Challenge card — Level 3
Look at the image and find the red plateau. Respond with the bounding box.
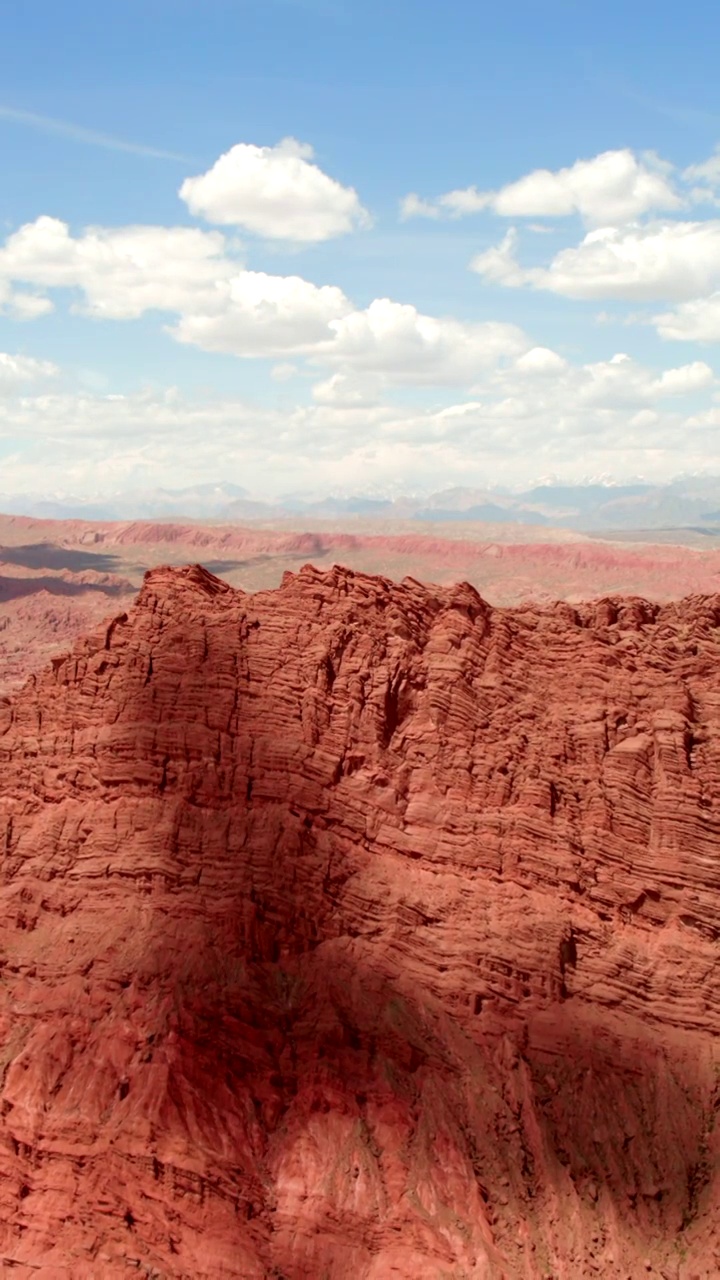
[0,563,718,1278]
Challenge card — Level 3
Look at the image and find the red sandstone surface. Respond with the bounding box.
[0,562,718,1277]
[0,554,136,699]
[3,511,720,699]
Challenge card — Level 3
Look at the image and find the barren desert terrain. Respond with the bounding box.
[3,511,720,697]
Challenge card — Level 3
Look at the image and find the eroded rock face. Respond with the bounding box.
[0,562,718,1278]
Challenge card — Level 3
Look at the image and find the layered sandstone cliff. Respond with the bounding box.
[0,562,718,1278]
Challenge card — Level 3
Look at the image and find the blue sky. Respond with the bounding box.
[0,0,719,497]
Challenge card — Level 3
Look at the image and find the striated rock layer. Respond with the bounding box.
[0,562,718,1278]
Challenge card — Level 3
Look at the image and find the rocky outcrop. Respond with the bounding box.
[0,562,718,1278]
[0,577,135,699]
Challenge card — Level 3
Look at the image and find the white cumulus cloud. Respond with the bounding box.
[654,294,720,342]
[317,298,529,384]
[179,137,371,242]
[0,343,714,500]
[171,270,354,356]
[0,351,58,388]
[515,346,568,374]
[0,216,531,381]
[683,150,720,200]
[485,349,713,421]
[0,216,237,319]
[399,192,442,221]
[402,149,682,228]
[178,291,529,382]
[311,371,382,406]
[471,220,720,301]
[0,216,355,358]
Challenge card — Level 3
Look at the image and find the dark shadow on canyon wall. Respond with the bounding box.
[121,813,713,1279]
[0,574,131,602]
[0,541,123,574]
[80,567,718,1275]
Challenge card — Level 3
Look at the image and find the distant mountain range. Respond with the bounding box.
[4,477,720,532]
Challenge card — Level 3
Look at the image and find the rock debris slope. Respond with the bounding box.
[0,562,718,1279]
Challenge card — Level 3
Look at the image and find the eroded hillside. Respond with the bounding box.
[0,563,717,1277]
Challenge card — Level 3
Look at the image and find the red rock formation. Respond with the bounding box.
[0,570,135,699]
[0,562,718,1278]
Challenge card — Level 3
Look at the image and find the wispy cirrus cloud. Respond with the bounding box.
[0,105,191,163]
